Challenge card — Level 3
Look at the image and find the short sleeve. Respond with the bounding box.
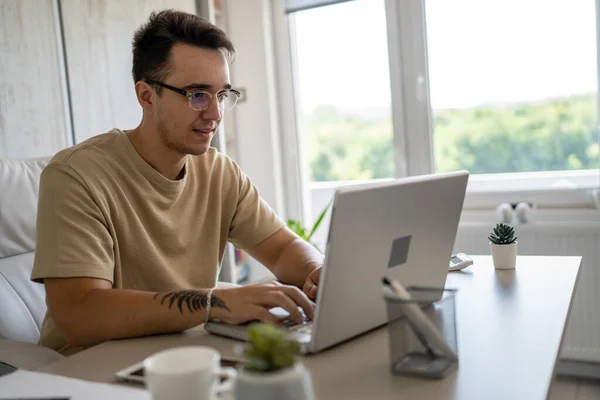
[227,166,284,250]
[31,162,115,284]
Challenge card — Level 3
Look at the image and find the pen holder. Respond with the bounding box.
[384,287,458,379]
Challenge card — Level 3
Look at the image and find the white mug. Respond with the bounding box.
[143,346,236,400]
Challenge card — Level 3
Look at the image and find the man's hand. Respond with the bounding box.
[302,265,322,300]
[248,227,324,296]
[210,281,315,325]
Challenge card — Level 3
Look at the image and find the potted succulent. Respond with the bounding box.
[488,222,518,270]
[233,323,314,400]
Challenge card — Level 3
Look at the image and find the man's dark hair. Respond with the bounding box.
[132,9,235,91]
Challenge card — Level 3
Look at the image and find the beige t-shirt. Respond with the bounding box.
[31,129,284,355]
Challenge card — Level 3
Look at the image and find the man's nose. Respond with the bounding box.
[202,97,222,121]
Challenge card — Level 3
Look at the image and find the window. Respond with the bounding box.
[426,0,598,175]
[291,0,395,182]
[278,0,600,222]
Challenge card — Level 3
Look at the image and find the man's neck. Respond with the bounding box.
[127,124,187,181]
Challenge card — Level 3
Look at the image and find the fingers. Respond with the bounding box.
[278,285,315,320]
[231,282,316,324]
[258,291,304,323]
[303,268,320,301]
[252,306,281,324]
[310,269,321,286]
[303,279,317,300]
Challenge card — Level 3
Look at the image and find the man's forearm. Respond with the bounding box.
[56,288,229,347]
[272,238,324,287]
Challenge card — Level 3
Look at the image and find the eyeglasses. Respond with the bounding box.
[145,79,240,111]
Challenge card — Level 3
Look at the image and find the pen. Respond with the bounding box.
[382,286,437,359]
[382,277,456,359]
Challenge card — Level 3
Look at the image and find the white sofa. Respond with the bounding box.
[0,158,64,375]
[0,156,242,377]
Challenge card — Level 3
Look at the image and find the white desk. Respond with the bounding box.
[41,256,581,400]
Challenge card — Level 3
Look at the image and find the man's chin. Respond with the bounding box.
[187,135,213,156]
[186,146,210,156]
[165,136,212,156]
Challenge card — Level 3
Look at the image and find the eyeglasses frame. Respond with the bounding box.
[144,79,241,111]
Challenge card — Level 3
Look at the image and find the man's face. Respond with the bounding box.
[152,43,230,156]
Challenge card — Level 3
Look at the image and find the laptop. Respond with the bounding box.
[205,170,469,354]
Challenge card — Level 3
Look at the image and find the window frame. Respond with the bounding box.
[272,0,600,224]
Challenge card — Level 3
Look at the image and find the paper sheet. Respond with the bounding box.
[0,370,150,400]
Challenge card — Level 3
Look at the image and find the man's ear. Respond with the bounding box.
[135,81,155,111]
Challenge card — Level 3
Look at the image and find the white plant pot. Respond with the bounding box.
[233,363,314,400]
[490,241,518,270]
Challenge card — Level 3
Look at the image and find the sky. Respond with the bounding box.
[293,0,598,112]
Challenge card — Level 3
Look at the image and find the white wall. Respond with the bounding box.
[226,0,285,281]
[60,0,196,143]
[0,0,72,158]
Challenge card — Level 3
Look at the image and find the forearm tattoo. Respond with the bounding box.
[154,290,230,314]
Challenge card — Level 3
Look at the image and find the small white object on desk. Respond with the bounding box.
[143,346,236,400]
[0,370,150,399]
[448,253,473,271]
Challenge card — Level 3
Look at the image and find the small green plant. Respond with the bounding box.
[488,222,518,245]
[286,202,331,248]
[242,323,299,373]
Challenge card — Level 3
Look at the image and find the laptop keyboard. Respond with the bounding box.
[205,308,314,344]
[289,323,313,334]
[233,307,313,333]
[283,309,313,334]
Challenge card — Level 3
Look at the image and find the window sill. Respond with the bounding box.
[464,170,599,210]
[308,169,600,212]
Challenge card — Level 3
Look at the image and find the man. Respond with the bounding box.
[31,9,323,356]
